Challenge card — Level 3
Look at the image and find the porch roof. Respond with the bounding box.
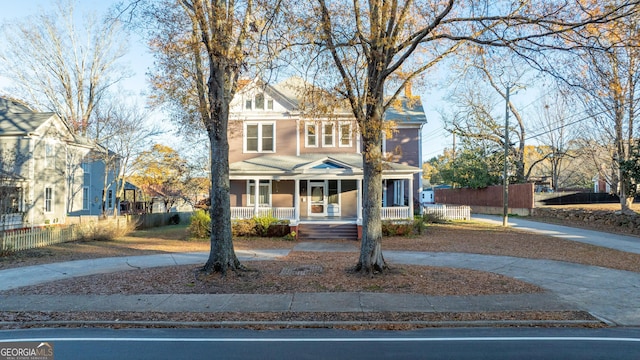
[229,153,420,178]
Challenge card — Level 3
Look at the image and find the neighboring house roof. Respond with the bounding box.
[384,96,427,125]
[0,98,57,135]
[230,153,420,176]
[0,97,101,151]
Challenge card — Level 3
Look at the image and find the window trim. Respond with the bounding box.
[244,122,276,153]
[247,180,272,207]
[305,122,318,148]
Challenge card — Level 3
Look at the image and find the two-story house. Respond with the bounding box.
[0,97,118,230]
[227,78,426,240]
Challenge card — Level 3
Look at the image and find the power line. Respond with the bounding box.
[524,108,609,141]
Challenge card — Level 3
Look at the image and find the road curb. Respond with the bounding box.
[0,319,606,329]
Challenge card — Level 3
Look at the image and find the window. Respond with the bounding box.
[45,142,55,168]
[267,99,274,110]
[328,180,339,205]
[82,187,89,210]
[393,181,405,206]
[108,190,113,209]
[305,123,317,147]
[339,122,352,147]
[255,93,265,110]
[0,186,21,213]
[245,123,275,152]
[248,180,271,206]
[245,98,252,110]
[323,123,335,147]
[45,187,53,213]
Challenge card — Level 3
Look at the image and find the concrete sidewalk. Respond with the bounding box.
[1,219,639,326]
[473,214,640,254]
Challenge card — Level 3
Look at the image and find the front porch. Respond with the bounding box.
[230,205,413,224]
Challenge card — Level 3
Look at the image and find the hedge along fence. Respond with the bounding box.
[128,212,192,229]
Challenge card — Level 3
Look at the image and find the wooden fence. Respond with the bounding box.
[435,183,535,216]
[423,204,471,220]
[1,225,80,252]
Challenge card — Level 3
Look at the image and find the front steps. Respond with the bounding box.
[297,223,358,241]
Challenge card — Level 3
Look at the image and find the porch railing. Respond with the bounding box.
[0,213,23,231]
[231,207,296,220]
[423,204,471,220]
[381,206,410,220]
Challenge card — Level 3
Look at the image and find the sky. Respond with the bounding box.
[0,1,542,161]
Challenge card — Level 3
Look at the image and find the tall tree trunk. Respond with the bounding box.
[356,98,387,273]
[202,65,241,274]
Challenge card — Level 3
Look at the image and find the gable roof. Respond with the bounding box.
[230,153,420,177]
[0,97,58,135]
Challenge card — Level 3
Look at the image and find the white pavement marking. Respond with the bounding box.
[2,337,640,343]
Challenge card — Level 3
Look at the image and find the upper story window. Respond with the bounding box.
[339,122,352,147]
[245,122,275,153]
[323,123,335,147]
[305,123,318,147]
[44,141,55,168]
[255,93,264,110]
[244,92,271,111]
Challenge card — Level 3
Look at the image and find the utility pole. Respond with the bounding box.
[503,86,510,227]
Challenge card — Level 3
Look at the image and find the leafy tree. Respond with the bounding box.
[433,141,502,189]
[130,144,187,212]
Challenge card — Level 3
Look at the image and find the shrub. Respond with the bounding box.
[76,218,136,241]
[189,210,211,238]
[232,219,258,237]
[382,218,425,237]
[253,212,279,236]
[168,213,181,225]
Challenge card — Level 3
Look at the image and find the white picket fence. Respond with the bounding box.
[423,204,471,220]
[1,225,81,252]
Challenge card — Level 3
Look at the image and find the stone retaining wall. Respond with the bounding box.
[533,208,640,236]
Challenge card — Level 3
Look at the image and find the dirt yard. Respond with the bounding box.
[1,218,637,328]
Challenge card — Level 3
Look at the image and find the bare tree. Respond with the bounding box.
[92,94,162,216]
[303,0,638,273]
[0,0,130,136]
[128,0,284,273]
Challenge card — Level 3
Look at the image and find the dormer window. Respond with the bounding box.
[244,93,271,111]
[255,93,264,110]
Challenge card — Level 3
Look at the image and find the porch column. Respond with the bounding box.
[294,179,300,223]
[253,178,260,216]
[408,176,414,218]
[357,178,362,222]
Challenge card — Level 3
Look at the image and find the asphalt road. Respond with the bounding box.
[2,327,640,360]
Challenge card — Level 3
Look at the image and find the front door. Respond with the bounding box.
[309,181,326,216]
